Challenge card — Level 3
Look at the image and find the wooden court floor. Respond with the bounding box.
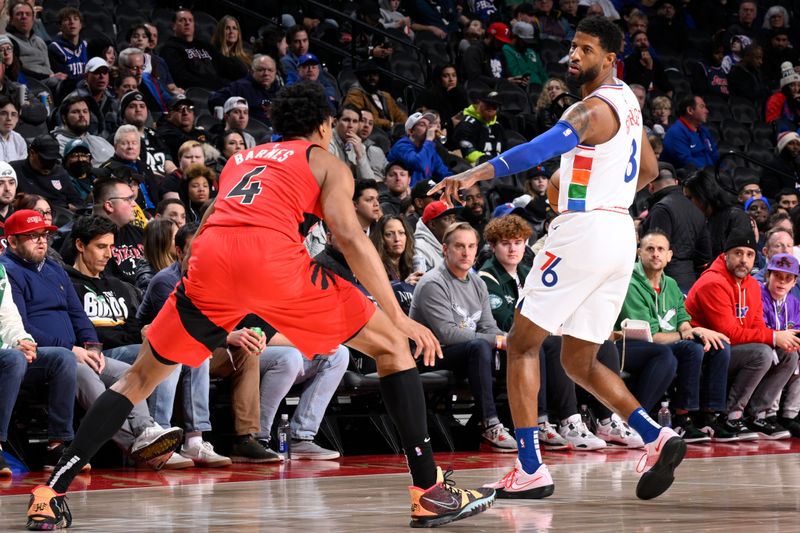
[2,442,800,532]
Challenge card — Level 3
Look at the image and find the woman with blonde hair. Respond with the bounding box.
[536,77,569,133]
[212,16,250,80]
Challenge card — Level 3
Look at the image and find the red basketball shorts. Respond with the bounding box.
[147,226,375,366]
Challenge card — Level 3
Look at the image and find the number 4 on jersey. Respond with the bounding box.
[225,165,266,204]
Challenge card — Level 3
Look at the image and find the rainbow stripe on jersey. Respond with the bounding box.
[566,149,594,212]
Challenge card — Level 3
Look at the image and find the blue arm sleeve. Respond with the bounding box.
[488,120,580,178]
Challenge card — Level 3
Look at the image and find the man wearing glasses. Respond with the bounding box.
[12,134,82,212]
[155,97,208,161]
[0,209,183,472]
[59,176,145,287]
[208,54,282,126]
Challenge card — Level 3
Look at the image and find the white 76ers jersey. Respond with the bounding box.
[557,79,643,214]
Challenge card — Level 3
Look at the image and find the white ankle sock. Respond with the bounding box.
[186,435,202,449]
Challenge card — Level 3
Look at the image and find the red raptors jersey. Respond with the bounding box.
[206,140,323,244]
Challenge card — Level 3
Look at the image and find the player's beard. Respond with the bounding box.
[566,63,601,94]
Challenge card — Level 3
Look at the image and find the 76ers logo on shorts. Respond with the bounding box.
[540,252,561,287]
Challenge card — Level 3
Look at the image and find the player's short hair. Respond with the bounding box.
[353,178,379,201]
[272,82,333,139]
[575,16,623,55]
[442,221,479,246]
[640,228,671,248]
[483,214,532,244]
[71,215,118,248]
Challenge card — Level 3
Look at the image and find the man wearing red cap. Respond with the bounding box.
[413,200,462,272]
[461,22,528,87]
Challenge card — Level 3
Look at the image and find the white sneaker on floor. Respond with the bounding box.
[290,439,341,460]
[538,421,569,450]
[595,414,645,448]
[558,414,607,450]
[162,452,194,470]
[481,424,518,453]
[130,425,184,468]
[179,441,232,467]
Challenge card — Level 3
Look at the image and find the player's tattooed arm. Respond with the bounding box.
[561,101,592,140]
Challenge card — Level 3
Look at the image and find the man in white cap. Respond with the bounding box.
[212,97,255,148]
[503,21,547,86]
[764,131,800,200]
[0,161,18,222]
[386,111,452,186]
[66,57,119,139]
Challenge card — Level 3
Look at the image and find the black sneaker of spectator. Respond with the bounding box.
[695,413,737,442]
[778,416,800,438]
[230,435,283,463]
[672,414,711,444]
[719,415,759,441]
[747,416,791,440]
[43,444,91,473]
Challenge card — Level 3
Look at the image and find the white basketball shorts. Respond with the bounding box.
[518,209,636,344]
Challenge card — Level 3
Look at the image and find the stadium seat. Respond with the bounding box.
[337,69,358,95]
[706,98,731,122]
[196,114,217,131]
[731,101,758,125]
[245,118,272,144]
[186,87,212,114]
[539,40,567,66]
[390,57,426,85]
[721,120,751,150]
[193,11,219,42]
[752,122,775,145]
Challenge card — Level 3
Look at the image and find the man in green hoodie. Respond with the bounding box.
[617,230,734,442]
[452,91,508,166]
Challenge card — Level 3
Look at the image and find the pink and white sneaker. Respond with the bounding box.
[483,459,555,499]
[635,427,686,500]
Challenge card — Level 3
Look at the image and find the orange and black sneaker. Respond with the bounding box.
[409,467,495,528]
[26,485,72,531]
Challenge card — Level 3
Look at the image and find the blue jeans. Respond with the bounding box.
[618,339,730,412]
[105,344,212,432]
[617,339,678,411]
[258,345,349,441]
[422,339,499,427]
[0,347,76,442]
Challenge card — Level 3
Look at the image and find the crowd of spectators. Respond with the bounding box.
[3,0,800,476]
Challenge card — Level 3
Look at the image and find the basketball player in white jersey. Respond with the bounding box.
[430,16,685,501]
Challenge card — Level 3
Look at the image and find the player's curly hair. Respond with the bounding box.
[484,214,532,244]
[272,82,333,139]
[575,15,623,55]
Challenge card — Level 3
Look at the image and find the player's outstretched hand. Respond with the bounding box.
[427,172,478,208]
[398,316,442,367]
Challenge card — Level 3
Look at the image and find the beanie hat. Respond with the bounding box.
[724,228,757,252]
[780,61,800,89]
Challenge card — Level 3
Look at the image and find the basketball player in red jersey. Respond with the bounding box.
[26,83,495,530]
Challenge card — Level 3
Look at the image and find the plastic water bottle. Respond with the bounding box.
[658,401,671,428]
[277,414,291,459]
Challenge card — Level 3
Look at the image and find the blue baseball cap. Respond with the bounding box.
[297,53,320,66]
[492,203,526,219]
